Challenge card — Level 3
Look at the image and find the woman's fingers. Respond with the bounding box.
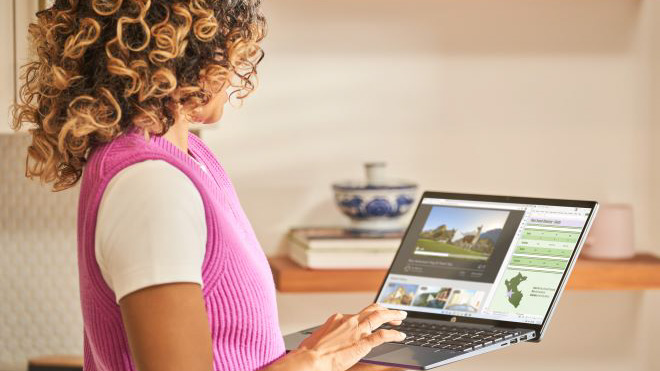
[359,303,384,313]
[359,309,407,333]
[294,308,409,371]
[363,329,407,348]
[358,303,406,328]
[327,313,344,323]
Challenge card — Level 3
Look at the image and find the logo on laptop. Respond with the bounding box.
[450,317,457,323]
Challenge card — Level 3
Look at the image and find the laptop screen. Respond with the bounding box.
[377,196,593,325]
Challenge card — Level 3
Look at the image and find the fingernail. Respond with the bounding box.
[398,332,407,340]
[398,311,407,318]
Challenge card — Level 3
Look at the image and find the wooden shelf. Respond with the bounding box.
[28,355,83,371]
[269,254,660,292]
[270,257,388,292]
[564,253,660,290]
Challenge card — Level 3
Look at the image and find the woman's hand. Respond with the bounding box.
[267,303,407,371]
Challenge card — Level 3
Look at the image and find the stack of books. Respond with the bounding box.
[286,227,403,269]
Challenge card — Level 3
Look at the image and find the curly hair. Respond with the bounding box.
[11,0,266,191]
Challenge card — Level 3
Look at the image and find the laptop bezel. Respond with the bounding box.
[373,191,598,340]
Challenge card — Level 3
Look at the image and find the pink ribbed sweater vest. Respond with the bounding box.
[76,129,285,371]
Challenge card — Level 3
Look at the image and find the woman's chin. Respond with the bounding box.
[207,116,224,126]
[205,108,225,125]
[196,113,224,127]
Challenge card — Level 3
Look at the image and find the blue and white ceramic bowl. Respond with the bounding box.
[332,180,418,232]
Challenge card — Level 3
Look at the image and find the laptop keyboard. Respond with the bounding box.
[379,321,523,352]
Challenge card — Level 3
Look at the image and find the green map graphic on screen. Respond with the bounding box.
[504,272,527,308]
[489,269,563,316]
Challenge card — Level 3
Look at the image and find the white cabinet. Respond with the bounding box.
[0,0,15,134]
[1,0,41,134]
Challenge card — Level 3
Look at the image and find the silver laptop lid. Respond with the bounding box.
[375,191,598,340]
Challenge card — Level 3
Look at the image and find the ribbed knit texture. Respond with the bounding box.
[76,129,285,371]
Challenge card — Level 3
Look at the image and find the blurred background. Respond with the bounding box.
[1,0,659,370]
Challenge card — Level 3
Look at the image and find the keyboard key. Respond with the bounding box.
[383,321,524,351]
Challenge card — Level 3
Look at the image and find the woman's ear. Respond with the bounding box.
[185,105,205,125]
[168,89,199,124]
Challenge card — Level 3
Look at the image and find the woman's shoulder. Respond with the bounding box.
[86,130,152,175]
[99,159,205,222]
[108,160,195,189]
[87,130,189,183]
[96,158,207,303]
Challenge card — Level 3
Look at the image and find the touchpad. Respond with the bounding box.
[364,343,405,358]
[365,345,452,365]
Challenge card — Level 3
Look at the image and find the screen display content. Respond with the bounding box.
[378,197,592,325]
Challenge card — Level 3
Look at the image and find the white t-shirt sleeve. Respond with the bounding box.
[95,160,207,304]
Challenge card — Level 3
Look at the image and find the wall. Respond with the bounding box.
[208,1,659,369]
[208,0,656,256]
[1,0,658,370]
[651,0,660,261]
[0,135,82,371]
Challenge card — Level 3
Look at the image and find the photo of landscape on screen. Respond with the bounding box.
[412,286,452,309]
[411,285,486,313]
[379,283,419,306]
[415,206,510,261]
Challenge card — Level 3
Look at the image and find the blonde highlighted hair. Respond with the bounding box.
[12,0,265,191]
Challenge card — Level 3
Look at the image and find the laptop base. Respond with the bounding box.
[284,320,535,370]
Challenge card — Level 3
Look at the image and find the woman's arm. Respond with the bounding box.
[120,283,213,371]
[120,284,405,371]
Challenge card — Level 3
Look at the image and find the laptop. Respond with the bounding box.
[284,191,598,369]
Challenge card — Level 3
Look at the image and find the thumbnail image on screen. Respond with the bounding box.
[412,286,452,309]
[445,289,485,313]
[410,286,485,313]
[379,283,419,306]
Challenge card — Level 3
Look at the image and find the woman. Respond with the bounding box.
[12,1,407,371]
